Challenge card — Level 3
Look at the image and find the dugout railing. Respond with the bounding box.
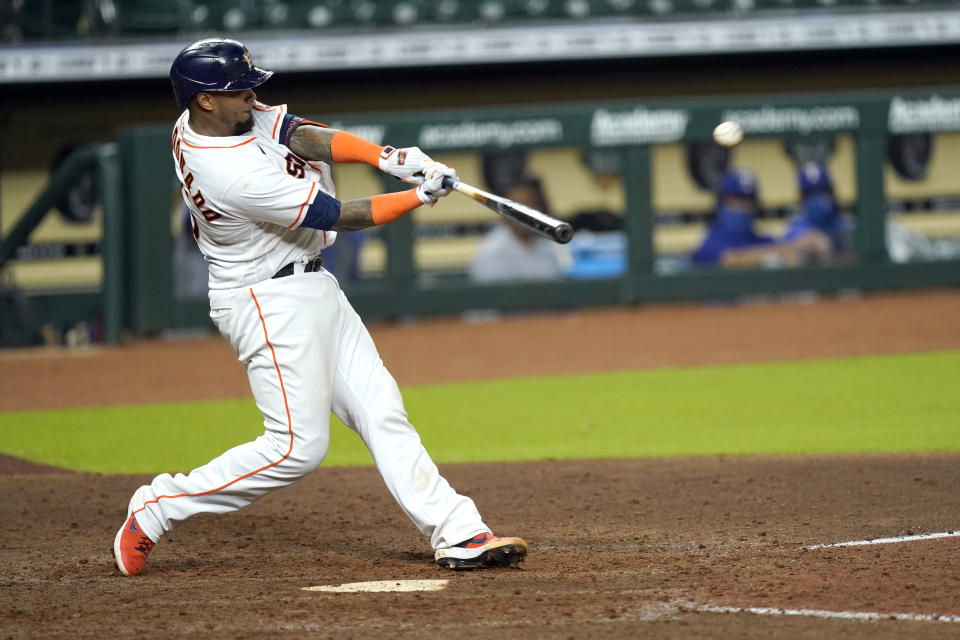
[0,144,126,345]
[4,87,960,342]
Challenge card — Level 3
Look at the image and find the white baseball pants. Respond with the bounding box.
[128,268,489,551]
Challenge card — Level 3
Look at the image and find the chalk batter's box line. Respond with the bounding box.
[688,602,960,624]
[806,530,960,550]
[690,529,960,626]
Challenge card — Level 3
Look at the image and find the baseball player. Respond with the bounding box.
[692,168,831,268]
[113,38,527,575]
[782,161,853,255]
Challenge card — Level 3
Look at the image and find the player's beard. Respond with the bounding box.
[233,116,254,136]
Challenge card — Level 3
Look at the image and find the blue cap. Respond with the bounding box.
[798,161,833,196]
[717,169,758,199]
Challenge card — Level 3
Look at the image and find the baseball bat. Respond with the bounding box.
[441,177,574,245]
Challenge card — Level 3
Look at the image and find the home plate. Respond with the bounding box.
[303,579,449,593]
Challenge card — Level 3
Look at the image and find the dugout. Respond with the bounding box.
[4,86,960,345]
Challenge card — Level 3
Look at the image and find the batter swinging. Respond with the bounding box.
[113,38,527,575]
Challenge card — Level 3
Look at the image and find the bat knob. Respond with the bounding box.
[554,223,574,245]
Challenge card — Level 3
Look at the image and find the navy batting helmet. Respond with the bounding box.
[170,38,274,109]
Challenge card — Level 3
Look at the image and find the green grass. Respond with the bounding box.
[1,350,958,473]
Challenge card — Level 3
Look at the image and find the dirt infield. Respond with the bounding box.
[3,289,960,638]
[4,455,960,638]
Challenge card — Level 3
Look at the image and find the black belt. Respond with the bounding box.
[273,256,323,279]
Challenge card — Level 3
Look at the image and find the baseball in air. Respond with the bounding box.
[713,121,743,148]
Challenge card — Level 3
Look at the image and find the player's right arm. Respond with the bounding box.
[285,122,439,186]
[335,162,454,230]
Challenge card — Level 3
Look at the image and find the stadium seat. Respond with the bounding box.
[114,0,196,34]
[427,0,479,24]
[279,0,355,29]
[506,0,567,21]
[527,147,625,219]
[190,0,262,32]
[652,144,715,214]
[886,132,960,201]
[259,0,292,28]
[17,0,960,40]
[18,0,90,39]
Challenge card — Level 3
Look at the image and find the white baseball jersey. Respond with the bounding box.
[172,102,338,289]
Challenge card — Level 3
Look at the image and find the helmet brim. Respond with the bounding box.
[223,66,274,92]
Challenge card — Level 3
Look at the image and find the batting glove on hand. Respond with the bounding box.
[416,162,457,205]
[379,146,433,185]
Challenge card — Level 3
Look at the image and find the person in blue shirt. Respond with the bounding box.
[782,161,854,256]
[693,168,831,268]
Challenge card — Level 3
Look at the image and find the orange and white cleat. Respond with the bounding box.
[113,515,156,576]
[435,532,528,570]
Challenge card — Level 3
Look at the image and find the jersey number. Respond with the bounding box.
[285,153,306,179]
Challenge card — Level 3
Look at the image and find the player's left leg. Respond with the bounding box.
[323,273,526,567]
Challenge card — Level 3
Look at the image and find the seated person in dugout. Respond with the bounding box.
[469,176,568,282]
[692,168,832,268]
[782,161,854,257]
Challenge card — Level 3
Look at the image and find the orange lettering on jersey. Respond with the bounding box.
[184,172,194,190]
